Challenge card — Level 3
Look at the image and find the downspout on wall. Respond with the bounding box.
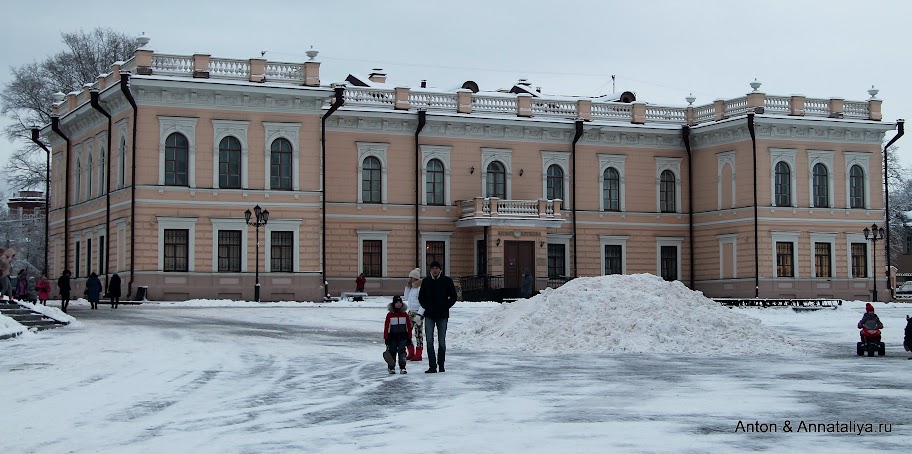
[119,72,138,298]
[51,116,71,274]
[415,109,426,269]
[681,126,695,289]
[571,120,583,277]
[321,86,345,301]
[747,112,759,298]
[884,119,905,296]
[90,90,113,291]
[30,128,51,276]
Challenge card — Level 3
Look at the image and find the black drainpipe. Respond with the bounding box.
[90,90,113,291]
[30,128,51,276]
[321,86,345,300]
[681,126,695,289]
[747,113,759,298]
[119,72,138,298]
[884,119,905,296]
[415,109,426,269]
[51,116,71,274]
[571,120,583,277]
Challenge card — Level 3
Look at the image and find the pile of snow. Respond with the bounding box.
[0,312,27,338]
[451,274,816,355]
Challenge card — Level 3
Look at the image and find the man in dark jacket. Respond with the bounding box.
[108,273,122,309]
[58,270,72,313]
[418,260,457,373]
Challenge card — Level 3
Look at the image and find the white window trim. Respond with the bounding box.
[263,122,301,191]
[600,235,629,275]
[73,231,82,276]
[98,142,106,198]
[212,120,250,190]
[656,237,683,280]
[717,151,736,210]
[116,220,127,272]
[809,233,837,278]
[86,145,94,200]
[548,234,573,277]
[421,145,452,205]
[845,233,870,280]
[211,218,249,273]
[264,219,302,272]
[158,116,198,187]
[481,147,512,199]
[541,151,570,206]
[95,226,106,275]
[717,233,738,279]
[421,231,453,271]
[117,119,128,189]
[598,154,627,212]
[770,148,797,207]
[157,217,198,271]
[771,231,800,279]
[807,150,835,209]
[655,157,682,213]
[74,150,82,204]
[844,151,872,209]
[83,229,96,276]
[357,142,390,204]
[357,230,390,277]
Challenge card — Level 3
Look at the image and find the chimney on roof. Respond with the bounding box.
[517,78,531,86]
[421,80,427,88]
[369,68,387,84]
[536,86,542,93]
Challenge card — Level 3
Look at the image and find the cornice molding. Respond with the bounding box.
[693,119,888,148]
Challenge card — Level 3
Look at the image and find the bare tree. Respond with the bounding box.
[1,28,137,191]
[885,146,912,261]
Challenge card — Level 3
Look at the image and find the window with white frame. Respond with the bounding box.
[264,122,300,191]
[421,232,452,272]
[422,145,451,206]
[770,148,796,207]
[98,144,106,197]
[808,150,834,209]
[541,151,569,204]
[659,170,676,213]
[74,156,82,204]
[486,161,507,198]
[118,120,128,189]
[158,217,197,272]
[600,235,628,276]
[717,151,736,210]
[265,220,301,272]
[159,116,198,187]
[717,234,738,279]
[481,148,512,199]
[87,150,94,199]
[844,152,871,209]
[212,120,249,190]
[357,230,389,277]
[771,232,799,278]
[849,165,865,208]
[655,157,682,213]
[270,138,293,190]
[357,142,389,204]
[598,154,626,212]
[211,218,247,273]
[810,233,836,278]
[656,237,683,281]
[845,233,868,279]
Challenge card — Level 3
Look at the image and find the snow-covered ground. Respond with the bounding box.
[2,275,911,453]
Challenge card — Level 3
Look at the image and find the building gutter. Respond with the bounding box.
[571,120,583,277]
[747,112,759,298]
[321,86,345,300]
[119,72,138,298]
[50,115,71,274]
[681,125,694,289]
[884,119,905,296]
[90,90,113,291]
[29,128,52,276]
[415,109,426,269]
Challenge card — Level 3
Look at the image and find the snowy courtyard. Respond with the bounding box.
[2,275,912,453]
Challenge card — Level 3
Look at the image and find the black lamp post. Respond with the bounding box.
[245,205,269,302]
[863,223,885,302]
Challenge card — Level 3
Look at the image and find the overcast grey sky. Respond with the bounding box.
[1,0,909,199]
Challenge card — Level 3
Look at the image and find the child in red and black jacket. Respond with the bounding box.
[383,295,413,374]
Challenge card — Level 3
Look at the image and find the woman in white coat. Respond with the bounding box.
[404,268,425,361]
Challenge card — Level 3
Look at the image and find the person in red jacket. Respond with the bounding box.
[355,273,367,292]
[383,295,413,374]
[35,275,51,306]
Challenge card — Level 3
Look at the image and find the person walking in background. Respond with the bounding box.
[383,295,413,374]
[14,269,28,301]
[108,273,122,309]
[355,272,367,293]
[520,268,534,299]
[418,260,458,373]
[36,275,51,306]
[58,270,72,313]
[404,268,425,361]
[85,272,102,310]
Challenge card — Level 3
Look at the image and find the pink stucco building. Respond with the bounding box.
[38,40,901,302]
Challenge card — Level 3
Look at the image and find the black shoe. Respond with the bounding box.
[388,368,396,374]
[400,369,407,374]
[425,367,437,373]
[439,364,445,373]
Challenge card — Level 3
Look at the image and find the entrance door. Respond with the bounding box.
[504,241,534,297]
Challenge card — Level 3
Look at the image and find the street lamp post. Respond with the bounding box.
[245,205,269,302]
[863,223,885,302]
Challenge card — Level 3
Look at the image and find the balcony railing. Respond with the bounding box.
[458,197,562,220]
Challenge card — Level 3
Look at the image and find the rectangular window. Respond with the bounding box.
[362,240,382,277]
[271,231,293,272]
[660,246,677,281]
[547,244,566,278]
[75,241,81,278]
[605,245,622,275]
[851,243,867,278]
[814,242,831,278]
[164,229,189,272]
[776,242,794,277]
[476,240,487,275]
[426,241,445,275]
[217,230,241,272]
[86,238,92,276]
[99,235,105,276]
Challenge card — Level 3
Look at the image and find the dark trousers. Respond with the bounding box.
[387,340,408,369]
[425,316,448,368]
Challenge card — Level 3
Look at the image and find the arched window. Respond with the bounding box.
[270,138,292,190]
[660,170,676,213]
[850,165,865,208]
[813,163,828,208]
[164,133,189,186]
[86,152,93,199]
[603,167,620,211]
[362,156,382,203]
[546,164,563,200]
[99,146,106,197]
[75,158,82,203]
[426,158,445,205]
[774,161,791,207]
[486,161,506,198]
[218,136,242,189]
[119,137,126,189]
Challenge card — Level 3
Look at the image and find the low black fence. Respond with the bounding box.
[547,276,573,289]
[713,298,842,308]
[459,275,504,302]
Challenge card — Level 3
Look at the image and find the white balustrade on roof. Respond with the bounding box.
[209,58,250,79]
[473,94,518,113]
[804,98,829,116]
[409,91,458,110]
[591,102,633,120]
[644,106,687,123]
[264,62,303,82]
[151,54,193,75]
[843,101,869,118]
[724,97,749,117]
[531,99,577,118]
[344,88,395,107]
[764,96,790,114]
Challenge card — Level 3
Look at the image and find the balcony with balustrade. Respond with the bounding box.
[455,197,565,228]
